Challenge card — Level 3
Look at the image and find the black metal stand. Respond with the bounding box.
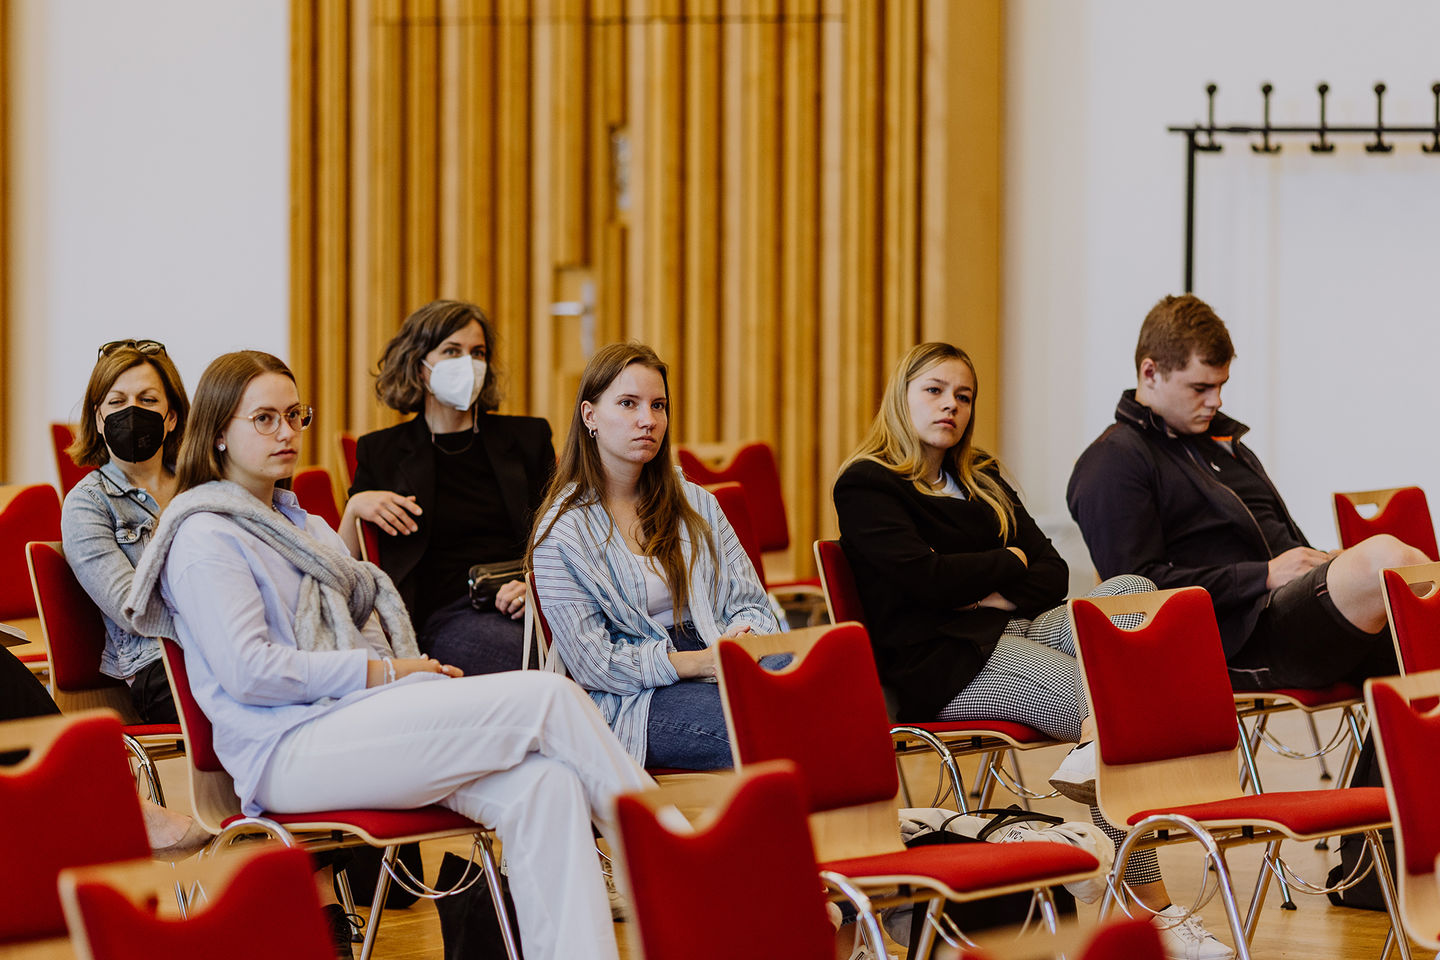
[1169,82,1440,292]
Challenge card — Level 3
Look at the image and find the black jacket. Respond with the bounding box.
[1066,390,1309,657]
[349,412,555,618]
[833,458,1068,721]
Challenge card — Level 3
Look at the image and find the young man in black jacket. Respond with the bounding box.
[1067,293,1422,691]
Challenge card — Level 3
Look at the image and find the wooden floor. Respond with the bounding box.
[9,707,1432,960]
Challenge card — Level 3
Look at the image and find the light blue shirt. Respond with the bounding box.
[61,461,165,679]
[530,477,778,762]
[159,488,439,816]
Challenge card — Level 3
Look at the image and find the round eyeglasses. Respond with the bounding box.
[98,339,167,359]
[232,405,314,436]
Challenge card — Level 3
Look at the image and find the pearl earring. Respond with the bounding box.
[217,442,226,452]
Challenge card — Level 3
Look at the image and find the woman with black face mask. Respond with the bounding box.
[60,340,190,724]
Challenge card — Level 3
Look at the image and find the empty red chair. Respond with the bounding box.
[292,465,342,530]
[613,762,875,960]
[706,481,765,584]
[1334,487,1438,560]
[60,846,332,960]
[0,483,63,672]
[51,423,97,496]
[1382,561,1440,675]
[958,917,1166,960]
[0,711,151,944]
[1366,671,1440,951]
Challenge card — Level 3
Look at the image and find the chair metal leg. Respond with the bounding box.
[1306,713,1333,781]
[357,846,398,960]
[820,872,886,960]
[1036,888,1060,933]
[912,898,944,960]
[890,726,968,814]
[971,752,996,800]
[1243,841,1279,941]
[1366,829,1413,960]
[478,832,522,960]
[1236,717,1266,794]
[336,865,358,919]
[122,733,166,806]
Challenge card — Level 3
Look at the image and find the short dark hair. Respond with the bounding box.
[69,347,190,468]
[373,300,502,414]
[1134,294,1236,375]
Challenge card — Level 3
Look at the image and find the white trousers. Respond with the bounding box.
[256,670,654,960]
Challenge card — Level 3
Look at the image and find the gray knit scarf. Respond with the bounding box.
[124,480,420,658]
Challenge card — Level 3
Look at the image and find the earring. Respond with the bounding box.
[217,442,226,452]
[588,428,597,439]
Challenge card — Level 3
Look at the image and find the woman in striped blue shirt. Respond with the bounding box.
[529,343,779,769]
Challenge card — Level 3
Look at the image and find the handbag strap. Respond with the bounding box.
[958,806,1066,842]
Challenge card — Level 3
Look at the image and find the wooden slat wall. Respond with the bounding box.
[290,0,1001,575]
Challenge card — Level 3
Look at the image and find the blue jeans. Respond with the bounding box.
[643,623,789,771]
[419,596,525,677]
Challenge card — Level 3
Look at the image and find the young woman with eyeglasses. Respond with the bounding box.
[61,339,191,724]
[123,350,650,960]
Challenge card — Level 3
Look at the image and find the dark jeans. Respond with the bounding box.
[419,596,526,677]
[130,657,179,725]
[1228,558,1398,691]
[643,622,790,771]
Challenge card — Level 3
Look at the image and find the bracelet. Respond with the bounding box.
[382,657,397,684]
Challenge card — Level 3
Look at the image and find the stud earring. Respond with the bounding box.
[217,442,226,452]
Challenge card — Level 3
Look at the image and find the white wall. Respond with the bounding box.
[7,0,290,486]
[1005,0,1440,589]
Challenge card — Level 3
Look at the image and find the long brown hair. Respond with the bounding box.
[175,351,298,494]
[374,300,503,414]
[69,346,190,468]
[840,342,1016,540]
[530,342,716,619]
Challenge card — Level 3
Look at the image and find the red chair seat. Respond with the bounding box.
[124,723,182,738]
[1130,786,1390,836]
[768,576,823,591]
[646,767,707,777]
[899,719,1054,747]
[222,805,476,842]
[822,841,1099,895]
[1234,683,1362,709]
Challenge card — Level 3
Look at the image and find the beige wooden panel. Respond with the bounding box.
[922,0,1002,454]
[287,0,1003,575]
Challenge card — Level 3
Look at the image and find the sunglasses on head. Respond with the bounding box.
[98,340,167,359]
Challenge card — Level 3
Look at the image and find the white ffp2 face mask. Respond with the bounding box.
[424,356,487,411]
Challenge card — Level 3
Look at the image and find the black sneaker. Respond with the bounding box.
[321,904,363,960]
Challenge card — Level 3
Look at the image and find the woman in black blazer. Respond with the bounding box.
[833,345,1236,950]
[342,300,554,676]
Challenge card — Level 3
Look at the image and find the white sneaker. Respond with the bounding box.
[1048,741,1097,805]
[1151,904,1235,960]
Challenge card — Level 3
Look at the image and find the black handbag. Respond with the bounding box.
[468,560,525,610]
[433,851,524,960]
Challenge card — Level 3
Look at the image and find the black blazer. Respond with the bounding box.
[833,458,1068,721]
[350,412,555,616]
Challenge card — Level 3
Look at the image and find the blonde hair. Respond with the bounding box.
[530,342,716,619]
[840,342,1015,540]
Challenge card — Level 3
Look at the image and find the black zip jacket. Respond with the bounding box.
[1066,390,1309,657]
[834,458,1068,721]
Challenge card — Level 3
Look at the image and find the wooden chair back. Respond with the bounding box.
[613,762,834,960]
[51,423,97,496]
[813,539,865,624]
[706,481,766,583]
[1334,486,1438,560]
[1068,587,1243,827]
[0,711,150,942]
[60,846,332,960]
[159,638,245,832]
[1381,561,1440,675]
[26,541,140,719]
[0,484,63,621]
[715,622,904,862]
[677,442,790,553]
[292,466,342,531]
[1366,670,1440,950]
